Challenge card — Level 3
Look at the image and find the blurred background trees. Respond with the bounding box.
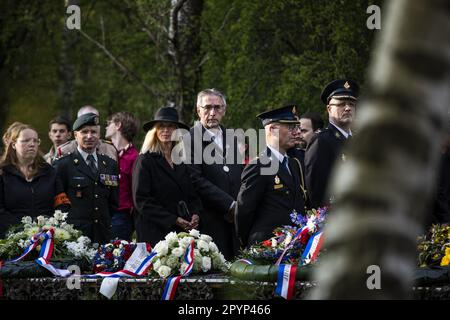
[0,0,382,151]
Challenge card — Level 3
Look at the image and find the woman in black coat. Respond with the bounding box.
[132,107,202,246]
[0,123,70,238]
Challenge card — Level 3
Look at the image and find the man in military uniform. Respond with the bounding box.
[236,106,306,247]
[305,79,359,208]
[56,105,118,162]
[54,113,119,244]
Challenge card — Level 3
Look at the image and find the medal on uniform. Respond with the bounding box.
[275,175,280,184]
[223,165,230,172]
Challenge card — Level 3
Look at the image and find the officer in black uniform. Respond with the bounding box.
[305,79,359,208]
[236,106,306,247]
[54,113,119,244]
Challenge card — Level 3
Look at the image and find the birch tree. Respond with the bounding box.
[309,0,450,299]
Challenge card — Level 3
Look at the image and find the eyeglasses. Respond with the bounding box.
[199,104,225,112]
[17,138,41,145]
[329,101,356,108]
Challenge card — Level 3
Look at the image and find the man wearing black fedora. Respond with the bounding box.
[305,79,360,208]
[183,88,243,260]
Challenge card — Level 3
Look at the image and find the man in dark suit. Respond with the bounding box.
[184,88,244,260]
[236,106,306,247]
[305,79,359,208]
[54,113,119,244]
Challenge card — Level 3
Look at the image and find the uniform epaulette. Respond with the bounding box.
[99,153,116,162]
[102,139,114,145]
[54,152,72,162]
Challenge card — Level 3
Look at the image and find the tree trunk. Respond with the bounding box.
[309,0,450,299]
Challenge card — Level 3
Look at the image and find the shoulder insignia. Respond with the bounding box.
[74,158,79,165]
[102,139,113,145]
[335,131,341,139]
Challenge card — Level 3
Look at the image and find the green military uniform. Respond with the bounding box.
[53,113,119,244]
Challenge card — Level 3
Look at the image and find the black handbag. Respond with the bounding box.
[177,200,192,220]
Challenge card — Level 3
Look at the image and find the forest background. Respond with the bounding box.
[0,0,382,151]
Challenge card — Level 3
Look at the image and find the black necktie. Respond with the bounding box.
[282,157,291,176]
[87,154,98,174]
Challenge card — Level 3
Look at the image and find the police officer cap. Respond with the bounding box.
[256,105,299,126]
[320,79,359,105]
[72,112,100,131]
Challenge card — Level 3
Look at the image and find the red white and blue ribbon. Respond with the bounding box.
[161,241,195,300]
[301,231,324,265]
[7,232,43,263]
[38,229,55,261]
[275,226,309,265]
[275,264,297,300]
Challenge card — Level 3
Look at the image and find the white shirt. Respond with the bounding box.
[77,146,98,169]
[267,145,291,175]
[329,121,352,139]
[205,127,223,150]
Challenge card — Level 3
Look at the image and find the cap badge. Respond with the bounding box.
[275,175,280,184]
[344,81,350,89]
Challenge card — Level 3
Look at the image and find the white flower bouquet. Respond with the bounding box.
[0,210,96,262]
[150,229,229,278]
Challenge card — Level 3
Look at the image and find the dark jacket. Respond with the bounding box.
[236,148,306,247]
[53,150,118,244]
[429,150,450,226]
[132,152,203,246]
[305,123,350,208]
[0,163,63,238]
[184,122,244,260]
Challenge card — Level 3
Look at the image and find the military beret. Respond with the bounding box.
[72,113,100,131]
[256,105,299,126]
[321,79,359,105]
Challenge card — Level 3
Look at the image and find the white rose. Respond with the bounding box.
[171,247,184,258]
[197,240,209,253]
[37,216,46,227]
[201,256,211,272]
[283,233,293,246]
[208,242,219,253]
[154,240,169,256]
[153,259,161,270]
[157,265,172,278]
[271,238,277,248]
[55,228,71,240]
[199,234,212,243]
[189,229,200,238]
[165,232,179,246]
[180,236,194,249]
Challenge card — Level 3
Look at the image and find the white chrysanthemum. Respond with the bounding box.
[171,247,184,258]
[197,240,209,253]
[26,227,40,237]
[55,228,71,240]
[154,240,169,256]
[21,216,32,225]
[189,229,200,238]
[77,236,91,245]
[208,242,219,253]
[165,231,178,245]
[166,255,179,269]
[199,234,212,243]
[201,256,211,272]
[157,265,172,278]
[54,211,68,222]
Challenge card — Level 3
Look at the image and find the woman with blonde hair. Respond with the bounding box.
[0,123,70,238]
[132,107,202,245]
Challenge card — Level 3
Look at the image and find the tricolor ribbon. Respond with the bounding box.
[275,226,309,265]
[161,241,195,300]
[275,264,297,300]
[7,232,43,263]
[301,231,324,265]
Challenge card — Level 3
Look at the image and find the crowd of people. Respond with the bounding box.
[1,79,448,260]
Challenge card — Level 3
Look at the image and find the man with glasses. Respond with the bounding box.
[185,88,244,260]
[236,105,306,247]
[305,79,359,208]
